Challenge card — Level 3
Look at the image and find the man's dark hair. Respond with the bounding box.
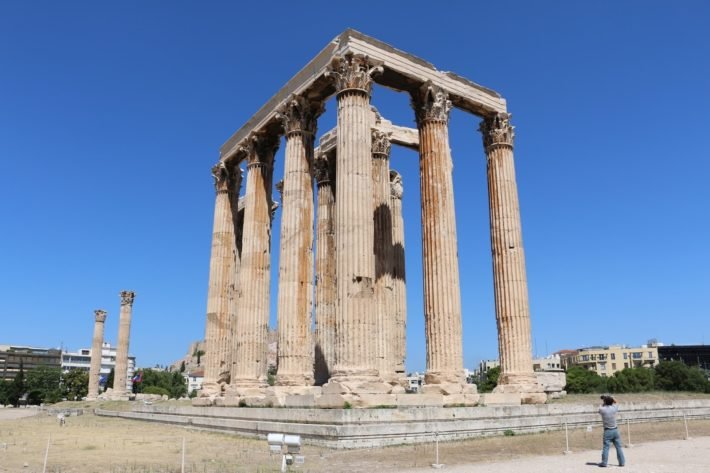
[602,395,614,406]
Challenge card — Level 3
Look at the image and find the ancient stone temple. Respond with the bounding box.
[196,29,545,407]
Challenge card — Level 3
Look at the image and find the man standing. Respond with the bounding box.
[599,395,626,468]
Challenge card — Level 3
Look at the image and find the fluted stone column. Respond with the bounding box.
[326,54,384,385]
[202,162,241,396]
[87,309,107,400]
[389,170,407,374]
[274,95,322,386]
[230,133,279,388]
[314,152,337,386]
[412,82,464,385]
[113,291,135,396]
[480,113,543,401]
[372,130,396,381]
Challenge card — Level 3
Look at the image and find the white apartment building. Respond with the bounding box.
[184,369,204,394]
[61,342,136,392]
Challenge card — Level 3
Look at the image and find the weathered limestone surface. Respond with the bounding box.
[87,309,107,400]
[230,133,279,388]
[389,170,406,374]
[275,95,321,386]
[202,163,241,396]
[113,291,135,396]
[480,113,543,402]
[371,129,395,381]
[314,151,337,386]
[327,54,384,387]
[413,82,464,385]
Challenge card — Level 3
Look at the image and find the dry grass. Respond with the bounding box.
[1,401,709,472]
[550,391,710,405]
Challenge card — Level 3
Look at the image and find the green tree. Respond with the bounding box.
[25,366,62,404]
[179,361,186,373]
[479,366,500,393]
[7,363,26,405]
[105,368,115,391]
[134,369,187,399]
[654,361,689,391]
[0,380,10,405]
[565,366,606,393]
[193,350,205,366]
[62,369,89,400]
[607,367,654,393]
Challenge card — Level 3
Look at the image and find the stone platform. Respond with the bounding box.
[95,399,710,449]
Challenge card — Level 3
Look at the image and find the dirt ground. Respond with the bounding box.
[1,393,709,473]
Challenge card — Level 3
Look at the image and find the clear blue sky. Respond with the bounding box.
[1,1,708,371]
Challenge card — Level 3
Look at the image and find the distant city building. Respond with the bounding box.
[406,372,425,393]
[184,369,204,393]
[0,345,61,382]
[532,354,562,371]
[561,344,659,376]
[658,345,710,370]
[61,342,136,391]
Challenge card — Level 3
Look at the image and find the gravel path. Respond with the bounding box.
[0,408,40,421]
[397,437,710,473]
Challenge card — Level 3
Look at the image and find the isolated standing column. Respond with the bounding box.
[231,133,279,387]
[87,309,107,399]
[412,82,464,385]
[326,54,383,382]
[113,290,135,395]
[480,112,538,392]
[313,152,337,385]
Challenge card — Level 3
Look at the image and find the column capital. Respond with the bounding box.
[314,153,334,186]
[240,132,280,170]
[389,170,403,200]
[326,53,383,96]
[277,94,323,137]
[94,309,107,323]
[412,81,452,125]
[120,291,135,306]
[479,112,515,150]
[211,162,230,194]
[371,129,391,158]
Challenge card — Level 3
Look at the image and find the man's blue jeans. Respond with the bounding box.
[601,427,625,466]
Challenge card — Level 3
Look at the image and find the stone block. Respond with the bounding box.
[479,393,521,406]
[321,381,351,395]
[421,383,463,395]
[390,384,406,394]
[521,392,547,405]
[353,394,397,408]
[315,393,352,409]
[284,394,316,408]
[220,396,243,407]
[443,393,479,407]
[356,381,394,394]
[191,397,213,407]
[395,393,444,407]
[462,384,478,395]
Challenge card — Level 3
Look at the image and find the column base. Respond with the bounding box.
[323,374,392,395]
[275,373,315,387]
[424,370,466,385]
[494,371,547,404]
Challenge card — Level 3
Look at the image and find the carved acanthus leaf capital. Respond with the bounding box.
[94,309,107,323]
[412,81,452,125]
[313,153,334,185]
[326,54,383,95]
[389,170,403,200]
[120,290,135,306]
[371,129,391,157]
[211,162,230,193]
[479,112,515,150]
[277,94,323,136]
[239,132,280,168]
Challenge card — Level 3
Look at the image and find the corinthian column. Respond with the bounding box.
[479,113,543,401]
[202,162,241,396]
[389,170,407,375]
[412,82,464,385]
[314,152,337,386]
[274,95,322,386]
[87,309,107,400]
[113,291,135,396]
[372,130,396,381]
[230,132,279,388]
[326,54,383,384]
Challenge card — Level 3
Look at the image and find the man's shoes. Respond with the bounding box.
[598,464,607,468]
